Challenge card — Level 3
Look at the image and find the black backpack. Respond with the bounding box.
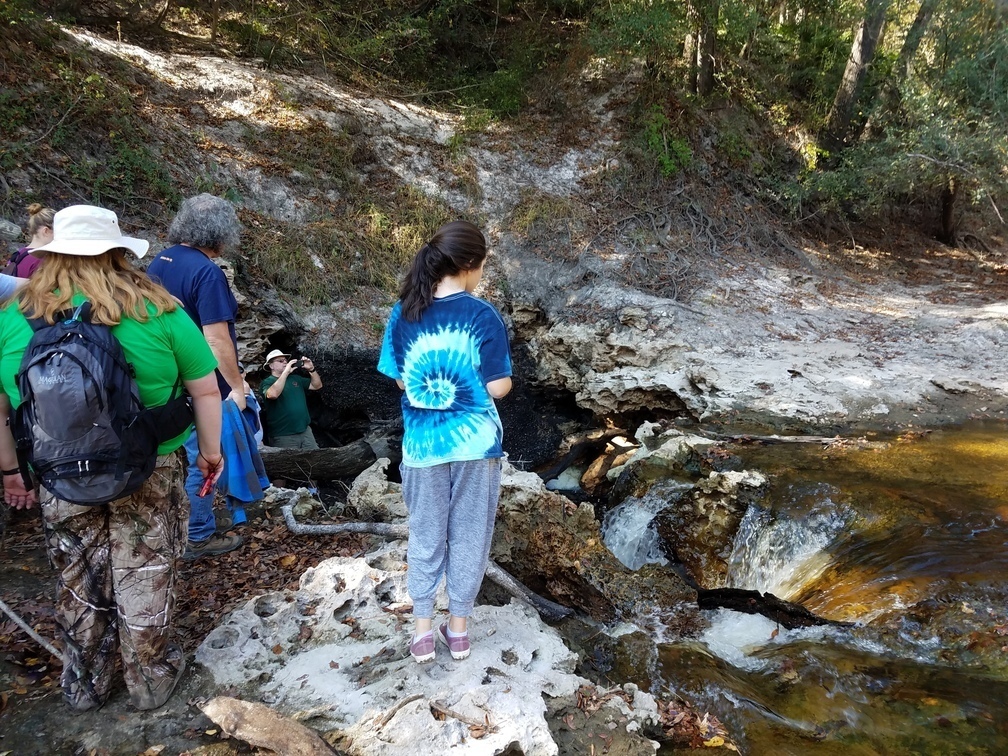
[12,302,194,505]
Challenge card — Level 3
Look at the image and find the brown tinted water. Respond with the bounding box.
[646,422,1008,753]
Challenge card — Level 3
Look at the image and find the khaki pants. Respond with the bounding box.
[40,452,188,710]
[270,426,319,450]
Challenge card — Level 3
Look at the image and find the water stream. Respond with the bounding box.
[599,421,1008,753]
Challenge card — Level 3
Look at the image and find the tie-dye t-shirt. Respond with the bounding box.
[378,292,512,467]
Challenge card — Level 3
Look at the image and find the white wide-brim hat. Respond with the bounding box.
[264,348,291,370]
[31,204,149,258]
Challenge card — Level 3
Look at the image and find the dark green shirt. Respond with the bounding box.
[260,373,312,438]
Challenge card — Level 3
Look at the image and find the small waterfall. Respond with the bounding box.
[726,497,847,599]
[602,480,692,570]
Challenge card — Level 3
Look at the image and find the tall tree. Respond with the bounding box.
[686,0,720,96]
[823,0,891,148]
[696,0,720,96]
[861,0,939,139]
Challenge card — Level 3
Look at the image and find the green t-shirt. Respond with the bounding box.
[260,373,312,438]
[0,296,218,455]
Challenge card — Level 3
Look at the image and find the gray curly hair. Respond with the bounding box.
[167,193,241,252]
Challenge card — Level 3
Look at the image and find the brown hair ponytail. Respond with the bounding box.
[399,220,487,322]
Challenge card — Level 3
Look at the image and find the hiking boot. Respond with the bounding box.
[214,509,233,532]
[132,643,186,710]
[437,623,471,660]
[409,632,436,663]
[182,533,243,561]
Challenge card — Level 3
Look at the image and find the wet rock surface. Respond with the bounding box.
[492,465,701,633]
[653,470,768,590]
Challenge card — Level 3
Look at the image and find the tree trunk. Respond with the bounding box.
[153,0,173,28]
[210,0,220,42]
[696,0,720,96]
[861,0,937,140]
[824,0,891,149]
[684,1,699,93]
[939,175,959,246]
[259,440,377,482]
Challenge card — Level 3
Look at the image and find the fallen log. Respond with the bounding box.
[537,428,628,481]
[695,429,886,448]
[697,587,853,629]
[280,504,574,621]
[259,440,377,482]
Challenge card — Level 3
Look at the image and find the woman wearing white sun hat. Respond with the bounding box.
[0,205,223,711]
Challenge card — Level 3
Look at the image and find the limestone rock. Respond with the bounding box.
[347,458,408,522]
[607,429,718,502]
[0,219,20,241]
[493,463,701,634]
[654,470,768,589]
[196,545,662,755]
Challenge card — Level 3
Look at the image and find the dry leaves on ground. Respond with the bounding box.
[0,502,369,706]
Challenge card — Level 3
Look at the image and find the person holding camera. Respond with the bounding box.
[260,349,323,449]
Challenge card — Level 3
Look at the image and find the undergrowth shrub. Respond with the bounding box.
[243,187,452,304]
[508,188,584,260]
[642,106,691,177]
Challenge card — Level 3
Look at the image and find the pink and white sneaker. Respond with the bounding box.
[437,623,471,660]
[410,631,435,663]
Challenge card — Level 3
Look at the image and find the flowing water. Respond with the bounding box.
[599,422,1008,754]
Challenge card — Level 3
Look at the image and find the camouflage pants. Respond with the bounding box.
[40,452,189,711]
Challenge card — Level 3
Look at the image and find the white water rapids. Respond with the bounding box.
[600,481,849,669]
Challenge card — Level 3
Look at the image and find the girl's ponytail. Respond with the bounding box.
[400,242,440,321]
[399,221,487,322]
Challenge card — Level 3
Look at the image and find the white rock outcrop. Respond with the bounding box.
[196,542,659,755]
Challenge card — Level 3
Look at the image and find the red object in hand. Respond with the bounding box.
[198,475,215,497]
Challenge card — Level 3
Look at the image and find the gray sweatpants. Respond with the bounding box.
[402,458,502,619]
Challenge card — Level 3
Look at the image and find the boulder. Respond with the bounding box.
[0,219,21,241]
[654,470,768,589]
[606,428,718,505]
[347,458,408,522]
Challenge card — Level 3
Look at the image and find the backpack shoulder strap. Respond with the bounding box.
[3,248,31,277]
[25,304,84,333]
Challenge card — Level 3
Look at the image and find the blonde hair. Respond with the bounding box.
[20,248,177,325]
[25,203,56,239]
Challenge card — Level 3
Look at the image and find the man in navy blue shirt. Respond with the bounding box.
[147,194,248,560]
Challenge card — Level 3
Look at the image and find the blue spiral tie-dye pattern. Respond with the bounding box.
[378,293,512,467]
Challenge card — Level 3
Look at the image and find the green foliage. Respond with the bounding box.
[242,120,357,187]
[589,0,686,71]
[68,137,178,208]
[510,188,579,233]
[0,0,39,25]
[208,0,561,118]
[4,0,1003,284]
[642,106,691,177]
[797,0,1008,222]
[717,129,753,168]
[194,163,243,204]
[0,26,177,216]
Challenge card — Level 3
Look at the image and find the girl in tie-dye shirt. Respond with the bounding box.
[378,220,512,663]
